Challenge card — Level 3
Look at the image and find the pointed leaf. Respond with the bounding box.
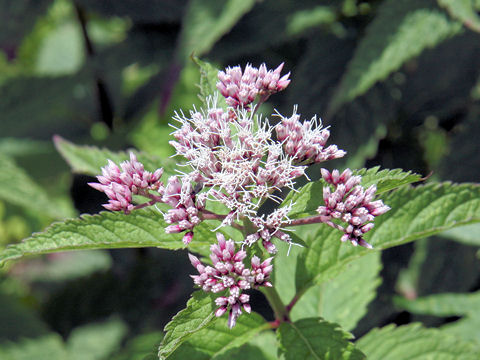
[0,334,67,360]
[295,182,480,296]
[67,318,128,360]
[291,252,382,332]
[277,318,365,360]
[438,0,480,32]
[53,136,176,177]
[0,154,66,219]
[440,223,480,245]
[158,291,217,359]
[395,291,480,317]
[191,57,227,108]
[329,0,462,111]
[178,0,256,59]
[0,208,184,266]
[356,323,480,359]
[394,291,480,341]
[169,312,270,359]
[284,167,421,218]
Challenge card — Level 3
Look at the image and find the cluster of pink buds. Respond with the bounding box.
[189,233,273,328]
[217,63,290,108]
[317,169,390,248]
[89,153,163,213]
[275,107,346,165]
[162,176,205,245]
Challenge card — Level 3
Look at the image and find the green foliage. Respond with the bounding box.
[0,318,127,360]
[0,208,183,267]
[178,0,256,59]
[294,182,480,296]
[0,334,67,360]
[53,136,176,177]
[158,291,217,359]
[356,323,480,359]
[0,291,49,341]
[277,318,365,359]
[169,313,270,359]
[67,318,128,360]
[0,154,67,219]
[438,0,480,32]
[192,57,226,107]
[330,0,462,111]
[395,291,480,341]
[440,223,480,246]
[290,252,382,332]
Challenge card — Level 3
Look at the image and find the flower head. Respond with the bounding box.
[189,233,272,328]
[88,153,163,213]
[275,106,346,165]
[217,63,290,108]
[317,169,390,248]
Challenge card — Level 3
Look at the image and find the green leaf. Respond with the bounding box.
[53,135,176,177]
[356,323,480,359]
[329,0,462,112]
[395,291,480,317]
[112,331,163,360]
[0,207,184,267]
[178,0,256,59]
[356,167,423,194]
[191,57,227,108]
[295,182,480,297]
[170,312,270,359]
[438,0,480,32]
[395,291,480,341]
[284,167,421,218]
[67,318,128,360]
[286,6,337,36]
[0,138,51,157]
[291,252,382,332]
[0,154,67,219]
[158,291,217,359]
[0,334,67,360]
[0,0,53,50]
[35,21,84,76]
[0,291,49,341]
[439,223,480,245]
[277,318,365,359]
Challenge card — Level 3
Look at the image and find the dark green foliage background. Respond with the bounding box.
[1,0,479,358]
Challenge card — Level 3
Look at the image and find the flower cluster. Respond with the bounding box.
[275,106,346,165]
[189,233,272,328]
[317,169,390,248]
[162,176,205,245]
[89,62,392,328]
[217,63,290,108]
[89,153,163,213]
[170,97,306,248]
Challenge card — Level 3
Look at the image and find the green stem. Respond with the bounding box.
[261,286,290,322]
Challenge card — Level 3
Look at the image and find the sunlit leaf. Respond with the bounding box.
[291,252,382,332]
[54,136,176,177]
[294,182,480,297]
[169,313,270,359]
[277,318,365,359]
[329,0,462,111]
[158,291,217,359]
[0,208,183,267]
[357,323,480,359]
[178,0,256,59]
[0,154,67,219]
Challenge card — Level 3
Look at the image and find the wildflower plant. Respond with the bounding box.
[2,59,480,359]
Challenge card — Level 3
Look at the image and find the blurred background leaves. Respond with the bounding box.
[0,0,479,358]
